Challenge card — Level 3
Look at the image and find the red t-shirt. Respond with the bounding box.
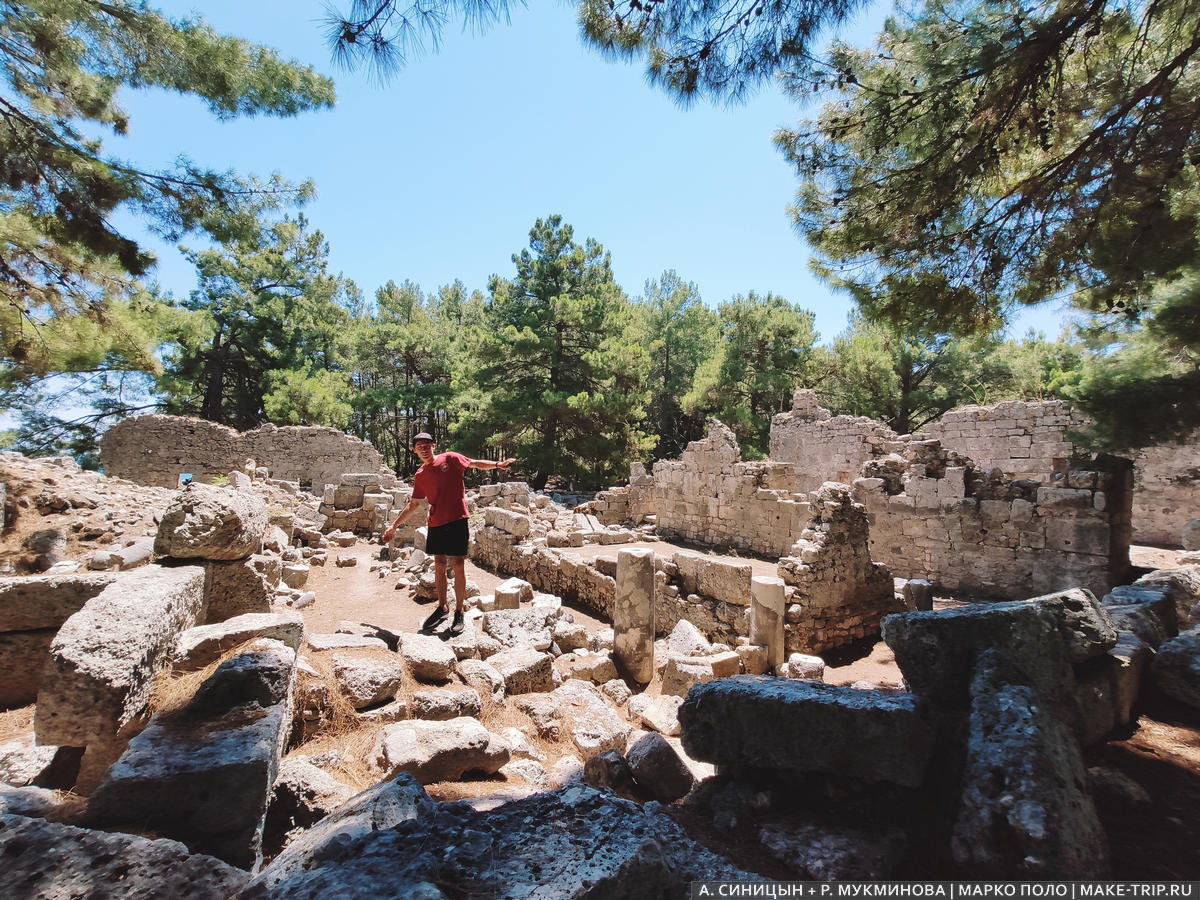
[412,451,470,528]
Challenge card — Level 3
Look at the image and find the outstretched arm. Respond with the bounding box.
[381,496,424,543]
[468,457,517,472]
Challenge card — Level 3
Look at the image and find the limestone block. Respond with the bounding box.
[640,694,684,736]
[553,650,618,685]
[482,607,556,651]
[280,563,310,590]
[261,757,356,859]
[451,662,504,705]
[331,652,406,710]
[174,611,305,671]
[626,731,695,802]
[0,742,59,787]
[750,576,786,667]
[370,717,509,783]
[154,484,267,560]
[614,548,655,684]
[582,749,640,801]
[661,656,717,698]
[550,679,630,760]
[881,601,1075,709]
[679,676,937,788]
[307,633,388,651]
[552,619,589,652]
[483,507,532,538]
[601,678,632,706]
[36,564,206,761]
[111,539,155,570]
[397,633,457,683]
[87,640,296,870]
[697,558,752,605]
[735,643,769,675]
[333,484,364,509]
[1149,627,1200,710]
[202,556,274,623]
[0,814,249,899]
[0,572,117,631]
[411,687,483,721]
[487,646,553,694]
[1027,587,1118,663]
[1045,518,1110,557]
[0,631,55,707]
[1133,565,1200,629]
[665,618,712,658]
[952,650,1108,878]
[1102,585,1176,647]
[780,652,825,680]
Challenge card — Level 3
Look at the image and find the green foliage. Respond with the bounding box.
[628,271,719,459]
[460,215,652,489]
[157,215,356,428]
[263,369,354,428]
[685,291,816,456]
[0,0,334,387]
[777,0,1200,336]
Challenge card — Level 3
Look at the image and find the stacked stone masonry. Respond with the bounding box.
[99,415,388,492]
[772,392,1199,548]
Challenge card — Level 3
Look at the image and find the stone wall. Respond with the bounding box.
[99,415,387,492]
[1129,440,1200,547]
[632,421,813,558]
[769,389,898,492]
[922,400,1084,481]
[851,438,1133,599]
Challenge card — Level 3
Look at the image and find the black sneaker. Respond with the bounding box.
[449,610,465,635]
[422,606,448,632]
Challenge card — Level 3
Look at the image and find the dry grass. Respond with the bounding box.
[145,639,269,720]
[0,704,35,744]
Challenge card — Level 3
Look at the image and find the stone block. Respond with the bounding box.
[661,656,717,698]
[174,611,305,671]
[487,646,553,694]
[1149,627,1200,710]
[0,814,249,899]
[626,731,695,802]
[679,676,936,787]
[154,484,267,560]
[614,548,655,684]
[494,576,532,609]
[398,633,458,683]
[483,507,532,538]
[697,558,752,605]
[0,630,55,707]
[203,557,273,623]
[370,716,509,783]
[36,564,206,786]
[750,576,785,667]
[0,573,117,631]
[87,640,296,870]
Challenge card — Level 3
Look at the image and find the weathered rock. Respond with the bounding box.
[639,694,684,737]
[36,564,206,792]
[514,693,563,740]
[481,607,556,651]
[582,749,640,801]
[552,619,589,652]
[759,821,908,881]
[1149,627,1200,709]
[0,741,59,788]
[204,557,275,622]
[665,618,712,658]
[411,687,483,721]
[0,813,249,898]
[88,640,297,870]
[680,676,937,788]
[780,652,825,680]
[398,632,457,682]
[881,600,1076,709]
[174,611,305,671]
[493,576,533,609]
[951,649,1109,878]
[625,731,695,802]
[487,645,554,694]
[613,548,655,684]
[1134,565,1200,629]
[601,678,632,706]
[661,655,717,697]
[750,576,786,667]
[262,757,355,858]
[370,716,509,783]
[245,774,436,895]
[307,633,388,651]
[154,483,267,560]
[1103,585,1177,648]
[458,658,506,703]
[549,679,630,761]
[331,651,407,710]
[0,572,117,631]
[553,649,619,685]
[235,783,752,898]
[280,563,310,590]
[0,630,55,707]
[502,758,551,791]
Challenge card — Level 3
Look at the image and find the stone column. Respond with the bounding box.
[750,576,786,667]
[614,548,655,684]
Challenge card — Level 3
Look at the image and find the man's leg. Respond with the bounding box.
[450,556,468,634]
[422,554,450,631]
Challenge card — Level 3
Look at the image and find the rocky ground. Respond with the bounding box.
[2,452,1199,881]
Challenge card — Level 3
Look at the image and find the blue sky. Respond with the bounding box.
[113,0,1071,344]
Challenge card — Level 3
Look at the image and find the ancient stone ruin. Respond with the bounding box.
[1,397,1199,893]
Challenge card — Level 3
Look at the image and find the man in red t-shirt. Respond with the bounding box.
[382,432,516,634]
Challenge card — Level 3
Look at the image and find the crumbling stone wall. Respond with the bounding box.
[922,400,1084,481]
[99,415,387,491]
[851,438,1133,599]
[769,389,898,491]
[1129,440,1200,547]
[629,421,813,558]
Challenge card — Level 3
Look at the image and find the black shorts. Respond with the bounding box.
[425,517,469,557]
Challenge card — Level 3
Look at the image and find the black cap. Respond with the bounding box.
[412,432,434,446]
